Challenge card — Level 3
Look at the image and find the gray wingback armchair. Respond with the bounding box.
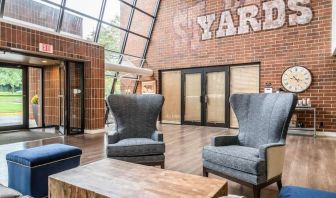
[203,93,297,198]
[106,94,165,168]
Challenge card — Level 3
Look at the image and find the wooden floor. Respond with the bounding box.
[0,124,335,198]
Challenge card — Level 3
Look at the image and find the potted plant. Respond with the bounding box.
[31,95,39,125]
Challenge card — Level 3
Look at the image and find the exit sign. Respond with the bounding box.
[39,43,53,54]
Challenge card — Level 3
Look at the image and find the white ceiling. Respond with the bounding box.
[0,51,61,66]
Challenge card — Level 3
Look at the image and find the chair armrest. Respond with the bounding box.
[151,131,163,142]
[259,143,285,159]
[259,143,286,180]
[107,130,119,144]
[211,135,239,147]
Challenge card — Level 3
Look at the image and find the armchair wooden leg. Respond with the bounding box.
[203,167,209,177]
[277,180,282,191]
[253,186,261,198]
[160,162,165,169]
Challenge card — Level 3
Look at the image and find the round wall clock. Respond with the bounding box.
[281,66,312,93]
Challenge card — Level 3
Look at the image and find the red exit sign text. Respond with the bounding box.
[39,43,53,54]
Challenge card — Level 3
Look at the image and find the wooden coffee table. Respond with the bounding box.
[49,159,228,198]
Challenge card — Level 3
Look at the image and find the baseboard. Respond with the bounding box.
[317,132,336,137]
[288,129,336,137]
[84,128,105,134]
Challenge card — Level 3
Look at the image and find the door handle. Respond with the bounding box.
[204,95,208,104]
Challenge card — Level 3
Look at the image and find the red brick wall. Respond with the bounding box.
[0,21,105,130]
[146,0,336,132]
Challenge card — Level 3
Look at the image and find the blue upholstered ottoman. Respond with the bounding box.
[280,186,336,198]
[6,144,82,198]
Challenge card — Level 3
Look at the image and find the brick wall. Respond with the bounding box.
[145,0,336,132]
[0,21,105,130]
[44,66,60,126]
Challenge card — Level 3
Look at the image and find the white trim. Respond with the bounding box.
[7,155,81,168]
[0,18,103,47]
[84,128,105,134]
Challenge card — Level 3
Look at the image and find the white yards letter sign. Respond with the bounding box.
[197,0,313,40]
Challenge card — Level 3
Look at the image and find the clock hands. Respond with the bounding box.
[290,75,300,82]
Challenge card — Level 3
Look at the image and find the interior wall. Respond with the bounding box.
[146,0,336,132]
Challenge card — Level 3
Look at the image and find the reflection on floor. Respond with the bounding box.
[0,128,61,145]
[0,124,335,198]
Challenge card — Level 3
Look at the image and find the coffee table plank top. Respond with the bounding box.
[49,159,227,198]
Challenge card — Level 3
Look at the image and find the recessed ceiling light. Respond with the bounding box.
[42,60,48,63]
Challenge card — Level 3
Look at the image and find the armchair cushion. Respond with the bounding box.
[107,138,165,157]
[107,131,119,144]
[203,145,265,175]
[211,135,239,147]
[151,131,163,142]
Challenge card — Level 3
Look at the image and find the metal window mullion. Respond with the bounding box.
[56,0,66,32]
[119,0,137,60]
[118,0,155,18]
[94,0,107,42]
[142,0,161,60]
[105,49,143,59]
[100,21,150,40]
[0,0,5,18]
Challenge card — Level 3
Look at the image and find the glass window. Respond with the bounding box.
[123,0,135,5]
[130,10,153,37]
[103,0,132,29]
[98,24,126,52]
[65,0,103,18]
[121,54,143,67]
[105,50,122,64]
[124,33,147,57]
[47,0,63,4]
[105,71,116,98]
[3,0,60,31]
[61,11,98,41]
[135,0,158,15]
[114,79,136,94]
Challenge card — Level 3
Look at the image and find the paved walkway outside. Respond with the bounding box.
[0,115,22,126]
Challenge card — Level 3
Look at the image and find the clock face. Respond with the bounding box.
[282,66,312,93]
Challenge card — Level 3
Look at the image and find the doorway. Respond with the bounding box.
[0,65,27,131]
[160,64,260,128]
[181,67,230,127]
[0,60,85,135]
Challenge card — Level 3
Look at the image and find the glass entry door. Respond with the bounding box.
[0,65,27,131]
[183,70,203,125]
[182,67,229,127]
[59,61,84,135]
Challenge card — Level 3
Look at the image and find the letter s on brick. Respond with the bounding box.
[288,0,313,26]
